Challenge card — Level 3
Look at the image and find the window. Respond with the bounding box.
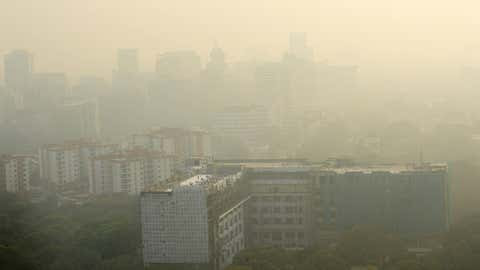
[272,232,282,241]
[319,176,326,184]
[329,177,335,184]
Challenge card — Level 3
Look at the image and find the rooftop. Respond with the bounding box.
[146,173,241,194]
[93,149,174,162]
[246,163,447,174]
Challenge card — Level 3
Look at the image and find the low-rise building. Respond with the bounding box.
[244,162,450,247]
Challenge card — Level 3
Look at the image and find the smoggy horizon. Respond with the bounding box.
[2,0,480,84]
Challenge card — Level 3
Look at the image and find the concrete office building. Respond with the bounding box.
[39,139,118,187]
[245,166,313,248]
[0,155,37,193]
[311,163,450,236]
[89,149,174,195]
[141,173,249,270]
[244,162,450,247]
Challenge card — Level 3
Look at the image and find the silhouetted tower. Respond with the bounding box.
[4,50,33,94]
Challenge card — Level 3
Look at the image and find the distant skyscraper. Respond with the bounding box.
[0,86,16,124]
[72,76,109,99]
[156,51,201,81]
[31,72,68,109]
[113,49,140,92]
[3,50,33,93]
[56,99,101,139]
[117,49,139,74]
[213,105,271,149]
[288,32,314,61]
[206,47,226,73]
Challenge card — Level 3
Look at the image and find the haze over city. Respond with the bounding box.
[2,1,480,270]
[3,0,480,82]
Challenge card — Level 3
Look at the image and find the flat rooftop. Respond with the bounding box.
[246,163,447,174]
[145,173,241,194]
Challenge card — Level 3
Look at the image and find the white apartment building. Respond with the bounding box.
[89,149,174,195]
[0,155,37,193]
[141,174,248,270]
[39,139,118,187]
[130,127,212,171]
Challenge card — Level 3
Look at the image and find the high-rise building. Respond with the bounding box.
[31,72,68,109]
[156,51,201,81]
[4,50,33,94]
[141,173,249,270]
[213,105,271,150]
[117,49,139,74]
[0,86,16,124]
[71,76,109,99]
[56,99,101,139]
[0,155,37,194]
[39,139,118,188]
[288,32,314,61]
[112,49,141,93]
[89,149,174,195]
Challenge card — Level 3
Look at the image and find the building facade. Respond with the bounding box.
[0,155,37,193]
[141,174,249,270]
[245,167,313,248]
[244,163,450,247]
[89,149,174,195]
[130,127,212,172]
[4,50,33,94]
[39,139,118,188]
[213,105,270,150]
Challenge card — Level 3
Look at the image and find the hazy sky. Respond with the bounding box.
[2,0,480,81]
